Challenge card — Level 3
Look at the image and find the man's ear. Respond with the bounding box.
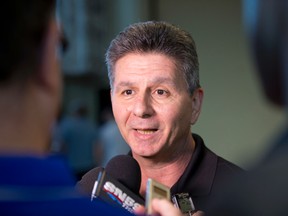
[34,16,60,91]
[190,88,204,125]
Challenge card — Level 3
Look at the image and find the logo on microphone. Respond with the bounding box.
[103,181,141,212]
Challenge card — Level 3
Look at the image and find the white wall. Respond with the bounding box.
[158,0,285,168]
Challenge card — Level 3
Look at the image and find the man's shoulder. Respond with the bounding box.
[192,133,244,173]
[204,145,245,177]
[216,156,245,174]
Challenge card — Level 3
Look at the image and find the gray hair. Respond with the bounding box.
[105,21,200,95]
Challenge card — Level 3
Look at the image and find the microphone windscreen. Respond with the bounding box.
[105,155,141,194]
[76,167,103,195]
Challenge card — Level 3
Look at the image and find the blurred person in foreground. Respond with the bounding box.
[204,0,288,215]
[0,1,132,215]
[79,20,243,215]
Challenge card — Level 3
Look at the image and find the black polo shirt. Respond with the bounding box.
[170,133,244,212]
[77,133,244,213]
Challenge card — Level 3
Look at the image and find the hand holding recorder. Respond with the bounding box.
[138,168,204,216]
[135,198,205,216]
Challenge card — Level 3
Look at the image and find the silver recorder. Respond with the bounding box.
[145,178,171,215]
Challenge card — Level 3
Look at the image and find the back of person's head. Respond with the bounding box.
[105,21,200,95]
[243,0,288,107]
[0,1,56,85]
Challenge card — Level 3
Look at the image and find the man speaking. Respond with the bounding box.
[79,20,244,214]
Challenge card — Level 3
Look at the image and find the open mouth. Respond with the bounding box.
[136,129,158,134]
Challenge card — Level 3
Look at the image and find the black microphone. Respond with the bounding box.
[77,166,103,195]
[77,155,144,213]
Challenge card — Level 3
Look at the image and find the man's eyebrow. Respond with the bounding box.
[113,81,134,92]
[152,77,176,86]
[115,81,134,88]
[115,77,176,89]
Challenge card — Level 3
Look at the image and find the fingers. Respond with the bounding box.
[151,198,183,216]
[192,211,205,216]
[134,204,146,215]
[134,198,205,216]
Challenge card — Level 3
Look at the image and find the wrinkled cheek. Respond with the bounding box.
[113,107,127,125]
[112,103,130,139]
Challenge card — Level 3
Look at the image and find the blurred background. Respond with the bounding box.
[55,0,285,170]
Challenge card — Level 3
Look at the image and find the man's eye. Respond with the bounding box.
[124,90,133,95]
[156,89,166,95]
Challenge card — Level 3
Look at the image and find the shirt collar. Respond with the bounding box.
[170,134,218,196]
[128,134,218,196]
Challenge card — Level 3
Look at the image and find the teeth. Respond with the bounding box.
[137,129,155,134]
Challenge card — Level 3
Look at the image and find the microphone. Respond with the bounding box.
[76,166,103,195]
[77,155,145,213]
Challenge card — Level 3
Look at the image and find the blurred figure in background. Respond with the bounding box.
[53,99,101,180]
[98,106,130,167]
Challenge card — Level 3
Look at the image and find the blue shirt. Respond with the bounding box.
[0,155,132,216]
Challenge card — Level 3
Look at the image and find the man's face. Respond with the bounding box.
[111,53,202,159]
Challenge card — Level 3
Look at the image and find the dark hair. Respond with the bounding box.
[105,21,200,95]
[0,0,56,84]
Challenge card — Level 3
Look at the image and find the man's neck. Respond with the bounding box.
[134,134,195,197]
[0,87,49,155]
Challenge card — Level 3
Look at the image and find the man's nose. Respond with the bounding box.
[132,93,154,118]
